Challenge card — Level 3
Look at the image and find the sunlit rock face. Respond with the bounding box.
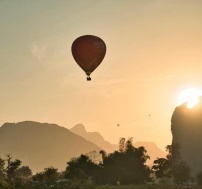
[171,97,202,177]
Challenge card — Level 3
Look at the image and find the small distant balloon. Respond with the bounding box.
[71,35,106,81]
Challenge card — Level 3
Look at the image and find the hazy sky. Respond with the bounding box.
[1,0,202,150]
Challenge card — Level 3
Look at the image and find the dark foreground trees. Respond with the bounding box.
[0,155,32,189]
[97,138,151,185]
[65,154,98,183]
[33,166,59,186]
[65,138,151,185]
[0,140,194,188]
[152,144,191,185]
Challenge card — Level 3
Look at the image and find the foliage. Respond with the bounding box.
[95,138,151,185]
[0,157,5,181]
[16,166,32,178]
[44,166,59,184]
[33,166,59,186]
[119,137,126,152]
[0,155,33,188]
[86,150,102,164]
[65,154,99,183]
[32,172,45,183]
[167,144,191,185]
[65,138,151,185]
[0,140,195,188]
[5,154,22,180]
[152,158,171,180]
[152,144,191,185]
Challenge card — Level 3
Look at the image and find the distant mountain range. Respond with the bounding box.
[70,124,117,152]
[0,121,101,173]
[0,121,166,173]
[70,124,166,166]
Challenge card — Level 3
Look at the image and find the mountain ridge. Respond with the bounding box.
[70,124,117,152]
[0,121,101,173]
[0,121,166,173]
[70,124,166,165]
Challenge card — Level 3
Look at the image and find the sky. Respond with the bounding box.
[1,0,202,150]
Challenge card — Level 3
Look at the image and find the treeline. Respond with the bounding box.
[0,138,202,189]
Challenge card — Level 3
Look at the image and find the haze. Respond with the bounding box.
[1,0,202,149]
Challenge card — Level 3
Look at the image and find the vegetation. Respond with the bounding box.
[0,139,198,189]
[96,138,151,185]
[152,144,191,185]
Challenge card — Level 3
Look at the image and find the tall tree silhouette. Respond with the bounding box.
[152,144,190,185]
[0,157,5,181]
[96,138,151,185]
[65,154,99,183]
[15,166,32,179]
[5,155,21,181]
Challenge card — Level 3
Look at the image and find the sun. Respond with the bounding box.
[177,88,202,108]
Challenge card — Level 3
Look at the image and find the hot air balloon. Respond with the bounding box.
[71,35,106,81]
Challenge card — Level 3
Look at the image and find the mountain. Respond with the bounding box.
[0,121,166,174]
[70,124,117,152]
[0,121,101,173]
[70,124,166,165]
[171,98,202,177]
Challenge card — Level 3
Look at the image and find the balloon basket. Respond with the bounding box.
[87,76,91,81]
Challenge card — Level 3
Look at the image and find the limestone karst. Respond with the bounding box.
[171,97,202,177]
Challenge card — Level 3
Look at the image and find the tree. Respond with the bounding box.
[96,138,151,185]
[67,168,87,184]
[166,144,191,185]
[0,157,5,181]
[15,166,32,179]
[65,138,151,185]
[152,144,191,185]
[5,155,21,181]
[33,166,59,186]
[121,138,151,184]
[65,154,99,183]
[86,151,101,164]
[32,172,45,183]
[99,150,107,164]
[119,137,126,152]
[152,157,171,181]
[44,167,59,185]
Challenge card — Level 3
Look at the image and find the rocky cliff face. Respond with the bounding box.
[171,98,202,176]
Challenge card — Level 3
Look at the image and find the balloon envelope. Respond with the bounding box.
[71,35,106,79]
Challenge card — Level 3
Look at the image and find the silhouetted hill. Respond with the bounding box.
[70,124,166,165]
[171,97,202,177]
[0,121,101,173]
[70,124,117,152]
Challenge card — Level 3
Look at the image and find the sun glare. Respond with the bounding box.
[177,88,202,108]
